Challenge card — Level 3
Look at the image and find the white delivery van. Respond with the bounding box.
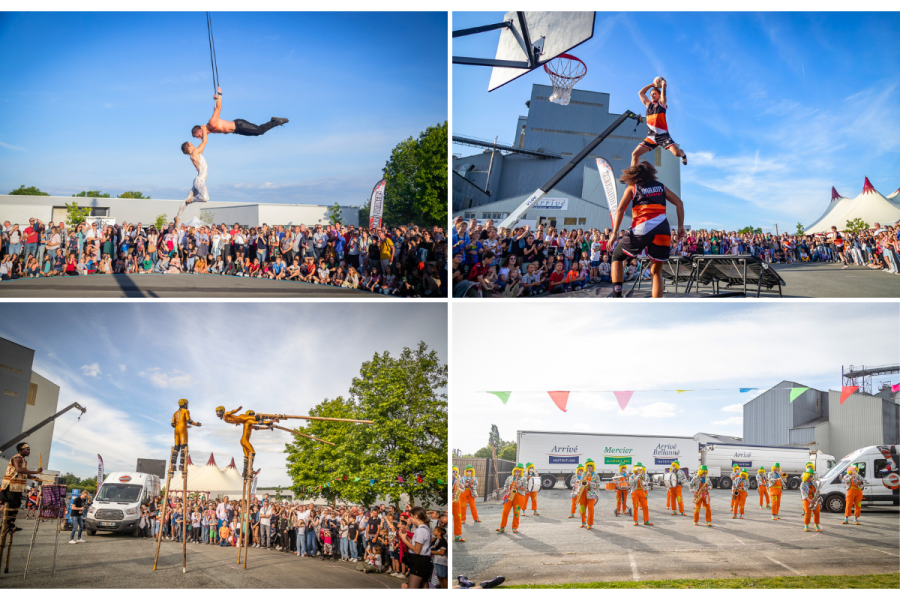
[817,445,899,513]
[516,431,699,489]
[85,471,161,536]
[700,443,835,491]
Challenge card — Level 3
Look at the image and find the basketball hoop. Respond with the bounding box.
[543,53,587,106]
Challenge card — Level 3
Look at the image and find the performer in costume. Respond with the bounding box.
[569,464,584,518]
[756,467,770,509]
[525,462,540,515]
[614,463,630,517]
[496,463,528,534]
[631,78,688,167]
[841,465,864,525]
[0,443,43,533]
[691,465,712,527]
[215,406,274,478]
[729,464,741,508]
[666,461,687,516]
[171,399,202,473]
[452,466,464,542]
[459,465,480,523]
[800,461,816,516]
[766,463,785,520]
[800,468,822,532]
[629,463,652,526]
[577,458,600,529]
[731,469,749,519]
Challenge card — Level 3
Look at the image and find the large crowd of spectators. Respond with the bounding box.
[141,493,448,589]
[0,218,448,297]
[452,217,900,297]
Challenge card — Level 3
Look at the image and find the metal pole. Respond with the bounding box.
[23,486,43,580]
[153,450,175,571]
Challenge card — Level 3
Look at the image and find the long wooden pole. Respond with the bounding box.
[257,414,373,424]
[0,503,9,573]
[270,425,335,446]
[23,485,43,580]
[51,509,61,577]
[243,457,255,570]
[236,476,246,565]
[3,510,14,574]
[153,448,175,571]
[182,470,187,573]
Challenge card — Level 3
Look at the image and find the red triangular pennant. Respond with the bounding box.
[548,391,569,412]
[840,386,859,404]
[416,475,423,484]
[613,391,634,410]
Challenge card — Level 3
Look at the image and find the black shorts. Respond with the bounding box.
[640,132,676,151]
[612,219,671,263]
[407,553,433,579]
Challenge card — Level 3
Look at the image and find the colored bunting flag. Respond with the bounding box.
[489,391,511,404]
[438,479,445,485]
[613,391,634,410]
[369,479,375,486]
[417,475,423,483]
[840,386,859,404]
[354,478,360,482]
[676,390,692,393]
[739,388,756,393]
[548,391,569,412]
[789,387,809,402]
[398,476,405,483]
[892,384,900,393]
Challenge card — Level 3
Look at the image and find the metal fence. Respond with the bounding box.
[452,457,515,501]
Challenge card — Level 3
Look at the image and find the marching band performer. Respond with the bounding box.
[569,464,584,518]
[800,461,817,516]
[766,463,785,520]
[577,458,600,529]
[666,461,686,516]
[525,462,540,515]
[756,467,770,509]
[729,464,741,508]
[459,465,481,523]
[800,467,822,532]
[731,469,749,519]
[630,463,652,526]
[452,466,464,542]
[841,465,864,525]
[691,465,712,526]
[496,463,528,534]
[615,463,630,517]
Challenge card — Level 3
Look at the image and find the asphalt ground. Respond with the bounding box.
[452,485,900,586]
[0,274,391,298]
[555,261,900,298]
[0,520,402,589]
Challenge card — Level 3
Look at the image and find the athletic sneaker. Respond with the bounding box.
[69,540,77,544]
[77,538,85,543]
[682,152,688,166]
[272,118,289,126]
[480,576,507,589]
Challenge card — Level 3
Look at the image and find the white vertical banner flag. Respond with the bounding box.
[595,158,619,227]
[368,179,386,229]
[97,455,104,495]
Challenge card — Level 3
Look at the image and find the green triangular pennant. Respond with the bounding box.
[789,387,809,402]
[488,391,511,404]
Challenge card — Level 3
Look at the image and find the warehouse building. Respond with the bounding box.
[743,379,900,461]
[453,84,682,231]
[0,195,359,228]
[0,337,61,465]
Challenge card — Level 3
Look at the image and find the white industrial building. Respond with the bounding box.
[0,195,359,228]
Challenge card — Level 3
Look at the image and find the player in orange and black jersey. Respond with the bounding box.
[609,162,685,298]
[631,79,688,167]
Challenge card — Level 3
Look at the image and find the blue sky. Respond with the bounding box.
[0,303,447,487]
[452,303,899,453]
[453,12,900,231]
[0,12,447,205]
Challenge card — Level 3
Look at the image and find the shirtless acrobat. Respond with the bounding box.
[192,86,288,139]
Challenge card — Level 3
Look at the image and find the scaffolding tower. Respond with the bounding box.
[842,364,900,395]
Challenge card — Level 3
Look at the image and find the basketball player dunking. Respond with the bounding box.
[631,79,688,167]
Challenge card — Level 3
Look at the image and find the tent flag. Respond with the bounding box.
[548,391,570,412]
[789,387,809,402]
[840,386,859,404]
[613,391,634,411]
[739,388,757,393]
[489,391,511,404]
[676,390,691,394]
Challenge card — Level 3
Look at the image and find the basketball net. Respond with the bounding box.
[544,53,587,106]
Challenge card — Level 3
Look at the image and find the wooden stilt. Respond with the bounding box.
[182,468,187,574]
[236,469,247,565]
[3,509,15,574]
[51,507,62,577]
[243,455,254,570]
[0,503,10,573]
[23,487,43,580]
[153,446,176,571]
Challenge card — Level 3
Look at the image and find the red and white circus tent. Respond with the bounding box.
[806,177,900,234]
[167,453,245,499]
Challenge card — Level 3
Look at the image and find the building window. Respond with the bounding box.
[4,390,18,397]
[654,147,662,167]
[518,124,526,149]
[531,127,642,142]
[27,383,38,406]
[852,462,866,478]
[578,218,587,225]
[0,363,23,375]
[463,212,476,219]
[91,208,110,217]
[564,217,577,225]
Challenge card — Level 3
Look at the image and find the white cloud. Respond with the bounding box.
[721,403,744,413]
[139,368,195,389]
[712,417,744,426]
[637,402,678,418]
[47,352,56,359]
[119,364,126,372]
[0,140,27,152]
[80,363,101,378]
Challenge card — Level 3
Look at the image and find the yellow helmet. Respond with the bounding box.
[178,398,189,408]
[215,405,225,413]
[245,410,256,417]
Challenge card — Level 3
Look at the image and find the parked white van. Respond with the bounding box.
[818,445,899,513]
[85,471,161,536]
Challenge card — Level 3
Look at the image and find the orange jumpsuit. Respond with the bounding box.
[665,470,686,514]
[801,479,821,526]
[578,472,599,527]
[615,476,630,514]
[729,469,740,507]
[499,475,527,530]
[569,471,583,516]
[630,473,650,523]
[732,477,749,516]
[767,472,784,517]
[459,479,479,523]
[843,473,864,519]
[452,497,463,537]
[691,475,712,523]
[756,473,770,507]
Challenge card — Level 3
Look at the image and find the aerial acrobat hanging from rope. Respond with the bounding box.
[176,12,290,227]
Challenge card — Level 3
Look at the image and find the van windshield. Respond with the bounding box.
[821,460,850,483]
[96,483,143,503]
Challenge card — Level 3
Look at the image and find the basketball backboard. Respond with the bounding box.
[488,12,594,92]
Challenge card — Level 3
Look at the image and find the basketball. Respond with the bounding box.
[654,76,664,88]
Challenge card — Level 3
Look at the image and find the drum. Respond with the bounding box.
[527,476,542,493]
[664,471,679,488]
[605,481,616,491]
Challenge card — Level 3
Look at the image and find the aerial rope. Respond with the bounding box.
[206,11,221,94]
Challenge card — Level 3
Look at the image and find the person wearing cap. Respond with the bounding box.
[451,466,464,542]
[731,469,750,519]
[691,465,712,526]
[629,463,653,526]
[666,461,687,516]
[766,464,785,520]
[568,464,585,518]
[459,465,480,524]
[524,462,540,515]
[496,463,528,534]
[756,467,771,510]
[614,463,631,517]
[575,459,600,529]
[800,468,822,532]
[1,442,44,534]
[841,465,865,525]
[729,464,741,509]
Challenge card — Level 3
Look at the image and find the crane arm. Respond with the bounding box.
[0,402,87,454]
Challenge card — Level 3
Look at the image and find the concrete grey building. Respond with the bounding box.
[0,195,359,229]
[743,380,900,461]
[453,84,682,231]
[0,337,61,466]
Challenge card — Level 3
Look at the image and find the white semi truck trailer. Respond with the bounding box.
[699,443,836,491]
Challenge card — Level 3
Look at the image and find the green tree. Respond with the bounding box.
[325,202,343,225]
[738,226,762,235]
[473,441,516,461]
[155,214,168,231]
[381,121,447,227]
[200,209,216,229]
[500,445,517,461]
[358,200,370,227]
[118,191,151,199]
[72,190,110,198]
[274,486,284,502]
[9,185,50,196]
[65,201,92,228]
[285,342,447,508]
[795,222,806,236]
[845,218,869,234]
